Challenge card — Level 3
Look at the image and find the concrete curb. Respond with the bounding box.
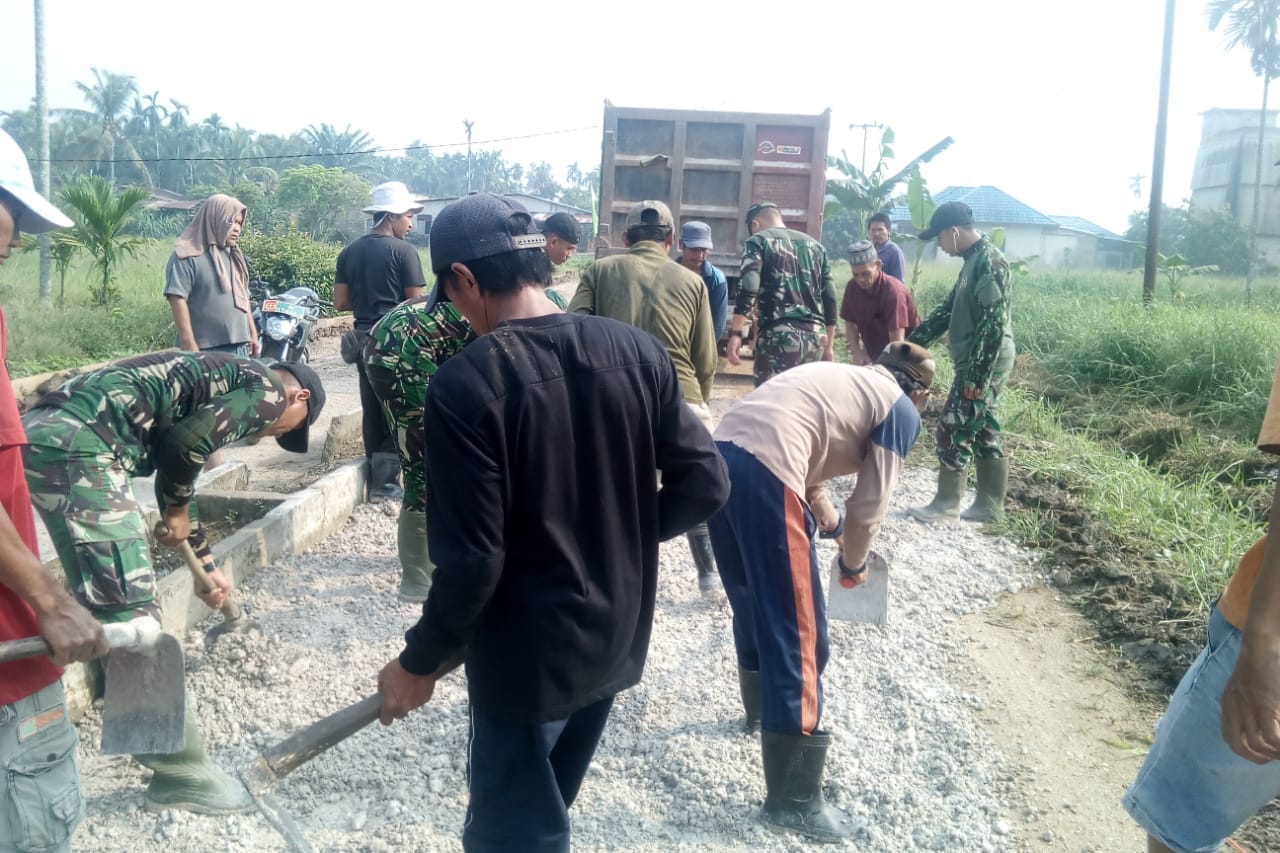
[61,459,368,720]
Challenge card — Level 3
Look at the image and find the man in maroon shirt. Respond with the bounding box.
[0,128,107,852]
[839,239,919,365]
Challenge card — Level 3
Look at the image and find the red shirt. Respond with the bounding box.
[839,271,920,361]
[0,308,63,705]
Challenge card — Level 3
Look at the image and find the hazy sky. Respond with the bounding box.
[2,0,1269,234]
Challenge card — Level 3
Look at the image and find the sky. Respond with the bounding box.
[1,0,1271,235]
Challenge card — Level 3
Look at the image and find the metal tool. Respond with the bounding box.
[239,694,383,853]
[155,521,260,644]
[827,550,890,624]
[0,616,186,754]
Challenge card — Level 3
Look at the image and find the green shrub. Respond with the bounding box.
[238,228,340,302]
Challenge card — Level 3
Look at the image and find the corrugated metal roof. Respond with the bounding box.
[1049,215,1126,241]
[935,186,1058,226]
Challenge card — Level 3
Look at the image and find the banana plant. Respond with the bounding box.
[824,128,954,235]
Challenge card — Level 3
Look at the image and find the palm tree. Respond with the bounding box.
[64,68,149,187]
[825,128,954,235]
[304,123,377,177]
[1207,0,1280,298]
[57,176,150,306]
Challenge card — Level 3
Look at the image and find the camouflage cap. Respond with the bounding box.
[746,201,779,226]
[875,341,935,392]
[270,361,326,453]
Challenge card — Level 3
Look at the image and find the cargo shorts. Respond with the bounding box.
[1123,606,1280,851]
[0,680,83,853]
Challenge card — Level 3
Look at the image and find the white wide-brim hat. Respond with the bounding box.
[0,129,73,234]
[363,181,424,215]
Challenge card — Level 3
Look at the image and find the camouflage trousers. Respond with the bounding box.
[22,413,207,624]
[364,361,428,512]
[935,371,1008,472]
[752,321,826,387]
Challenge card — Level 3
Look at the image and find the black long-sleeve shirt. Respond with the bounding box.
[400,312,729,723]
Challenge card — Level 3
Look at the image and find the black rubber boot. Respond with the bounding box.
[760,731,855,842]
[961,456,1009,523]
[368,452,404,503]
[687,524,722,598]
[738,667,761,734]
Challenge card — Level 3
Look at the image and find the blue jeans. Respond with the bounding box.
[462,696,614,852]
[1123,606,1280,851]
[200,342,249,357]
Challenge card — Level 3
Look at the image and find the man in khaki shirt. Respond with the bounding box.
[570,200,721,596]
[707,343,934,841]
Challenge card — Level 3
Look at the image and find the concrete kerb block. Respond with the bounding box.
[196,460,250,492]
[59,459,368,721]
[322,406,365,464]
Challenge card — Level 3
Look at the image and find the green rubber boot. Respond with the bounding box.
[907,466,966,523]
[961,456,1009,523]
[135,699,253,815]
[397,508,434,603]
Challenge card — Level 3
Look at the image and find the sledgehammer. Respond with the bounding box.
[154,521,260,644]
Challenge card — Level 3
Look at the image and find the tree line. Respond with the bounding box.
[0,67,600,217]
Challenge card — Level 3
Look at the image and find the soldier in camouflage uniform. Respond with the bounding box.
[21,351,324,815]
[364,296,474,602]
[906,202,1015,523]
[726,202,837,386]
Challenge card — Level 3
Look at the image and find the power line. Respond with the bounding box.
[33,123,602,165]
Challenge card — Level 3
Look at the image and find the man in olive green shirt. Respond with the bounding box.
[569,200,721,596]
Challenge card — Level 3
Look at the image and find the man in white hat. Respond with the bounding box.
[0,128,109,852]
[334,181,426,500]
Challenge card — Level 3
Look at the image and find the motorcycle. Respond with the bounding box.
[252,284,329,363]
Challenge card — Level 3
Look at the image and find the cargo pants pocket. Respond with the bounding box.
[3,724,83,853]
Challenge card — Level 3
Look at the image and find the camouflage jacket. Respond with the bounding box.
[736,226,837,329]
[909,235,1014,391]
[366,297,475,379]
[24,352,286,506]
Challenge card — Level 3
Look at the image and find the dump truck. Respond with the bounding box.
[595,102,832,287]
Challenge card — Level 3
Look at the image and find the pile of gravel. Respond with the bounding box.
[71,467,1045,852]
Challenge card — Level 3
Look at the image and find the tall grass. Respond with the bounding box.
[0,240,176,378]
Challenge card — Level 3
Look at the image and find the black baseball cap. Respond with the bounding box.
[541,212,580,244]
[424,193,546,310]
[918,201,974,241]
[270,361,326,453]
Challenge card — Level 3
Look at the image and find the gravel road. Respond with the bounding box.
[70,464,1054,852]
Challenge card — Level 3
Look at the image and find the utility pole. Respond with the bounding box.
[850,121,884,174]
[1142,0,1176,307]
[464,119,474,193]
[34,0,52,306]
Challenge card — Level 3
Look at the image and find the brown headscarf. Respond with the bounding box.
[173,194,251,314]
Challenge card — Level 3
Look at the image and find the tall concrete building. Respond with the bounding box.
[1190,107,1280,261]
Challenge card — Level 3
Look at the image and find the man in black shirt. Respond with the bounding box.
[376,194,729,852]
[334,181,425,500]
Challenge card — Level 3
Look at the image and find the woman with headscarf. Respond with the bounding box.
[163,193,259,357]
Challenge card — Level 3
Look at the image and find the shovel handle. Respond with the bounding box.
[0,620,160,664]
[261,693,382,780]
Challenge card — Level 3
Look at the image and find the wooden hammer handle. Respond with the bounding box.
[177,538,243,622]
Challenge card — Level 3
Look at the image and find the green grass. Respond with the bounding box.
[0,240,176,378]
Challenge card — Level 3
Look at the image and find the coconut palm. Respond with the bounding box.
[303,123,378,177]
[1207,0,1280,298]
[63,68,150,187]
[57,176,150,306]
